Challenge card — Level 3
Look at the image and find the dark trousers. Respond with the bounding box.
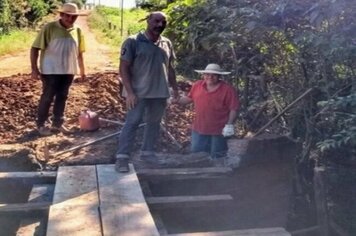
[37,74,74,128]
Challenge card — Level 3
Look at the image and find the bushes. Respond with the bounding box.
[163,1,355,233]
[0,0,89,34]
[0,30,37,55]
[0,0,11,33]
[26,0,51,25]
[88,6,146,47]
[317,93,356,158]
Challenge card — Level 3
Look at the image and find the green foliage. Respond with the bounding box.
[136,0,166,10]
[26,0,51,24]
[87,6,147,66]
[163,2,355,232]
[95,6,122,16]
[89,6,146,45]
[69,0,84,9]
[0,29,36,55]
[8,0,30,28]
[165,0,298,83]
[316,93,356,154]
[0,0,11,33]
[0,0,60,32]
[165,0,355,163]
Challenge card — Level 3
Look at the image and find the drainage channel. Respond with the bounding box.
[143,166,293,235]
[0,152,40,235]
[0,137,311,235]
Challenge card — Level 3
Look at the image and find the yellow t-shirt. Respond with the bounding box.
[32,20,85,75]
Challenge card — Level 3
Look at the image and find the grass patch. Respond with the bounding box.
[0,30,37,56]
[87,6,147,64]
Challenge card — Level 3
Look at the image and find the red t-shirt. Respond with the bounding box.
[188,80,239,135]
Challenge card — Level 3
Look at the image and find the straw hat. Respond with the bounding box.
[194,64,231,75]
[58,3,87,16]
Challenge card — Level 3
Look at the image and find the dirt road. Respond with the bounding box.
[0,12,116,77]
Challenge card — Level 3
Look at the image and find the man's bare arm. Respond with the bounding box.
[168,60,179,98]
[119,59,137,110]
[227,110,238,124]
[78,52,86,80]
[30,47,40,79]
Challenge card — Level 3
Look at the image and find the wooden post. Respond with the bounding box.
[120,0,124,36]
[314,167,329,236]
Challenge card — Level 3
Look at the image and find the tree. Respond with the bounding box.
[0,0,11,33]
[26,0,51,25]
[136,0,177,9]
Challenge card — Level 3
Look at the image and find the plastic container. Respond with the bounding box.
[78,110,100,131]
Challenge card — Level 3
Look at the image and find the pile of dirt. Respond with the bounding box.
[0,72,193,169]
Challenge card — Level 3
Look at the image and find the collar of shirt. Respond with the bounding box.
[140,31,161,45]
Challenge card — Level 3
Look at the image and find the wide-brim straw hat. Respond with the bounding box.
[194,63,231,75]
[57,3,87,16]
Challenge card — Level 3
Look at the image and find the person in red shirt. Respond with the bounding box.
[175,63,240,160]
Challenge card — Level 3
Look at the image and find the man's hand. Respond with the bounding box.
[222,124,235,137]
[171,89,179,99]
[169,89,180,104]
[78,73,86,82]
[31,68,41,80]
[73,74,86,83]
[125,92,137,110]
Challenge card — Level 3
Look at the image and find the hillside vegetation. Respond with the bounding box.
[88,7,147,49]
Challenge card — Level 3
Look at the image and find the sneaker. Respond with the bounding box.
[115,158,130,173]
[51,125,71,134]
[38,126,52,136]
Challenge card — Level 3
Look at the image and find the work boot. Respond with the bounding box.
[115,154,130,173]
[115,158,129,173]
[37,126,52,136]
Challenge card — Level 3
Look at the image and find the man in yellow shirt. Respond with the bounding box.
[30,3,86,136]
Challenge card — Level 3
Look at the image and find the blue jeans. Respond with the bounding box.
[191,130,228,158]
[117,98,167,157]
